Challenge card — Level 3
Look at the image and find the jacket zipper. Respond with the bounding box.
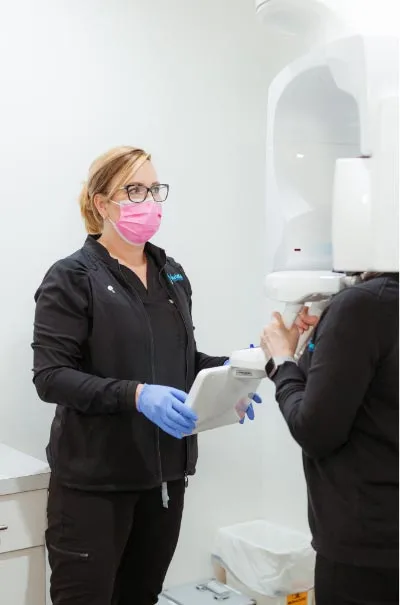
[159,268,191,485]
[118,264,163,485]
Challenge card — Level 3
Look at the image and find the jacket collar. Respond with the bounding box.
[83,235,167,270]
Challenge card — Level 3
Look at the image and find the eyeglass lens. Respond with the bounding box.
[126,184,169,203]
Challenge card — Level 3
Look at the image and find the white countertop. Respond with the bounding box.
[0,444,50,496]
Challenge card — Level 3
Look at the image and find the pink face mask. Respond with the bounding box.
[109,200,162,246]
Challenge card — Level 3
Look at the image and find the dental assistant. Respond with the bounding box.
[32,146,260,605]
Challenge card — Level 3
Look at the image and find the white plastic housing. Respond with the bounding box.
[264,33,399,276]
[230,347,268,373]
[186,366,264,433]
[332,96,399,272]
[256,0,347,44]
[256,0,400,42]
[265,271,345,304]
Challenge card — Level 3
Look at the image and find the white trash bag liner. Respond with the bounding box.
[213,521,315,598]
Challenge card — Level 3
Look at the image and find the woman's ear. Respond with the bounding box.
[93,193,108,220]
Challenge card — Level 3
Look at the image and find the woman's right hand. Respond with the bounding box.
[295,306,320,334]
[136,384,198,439]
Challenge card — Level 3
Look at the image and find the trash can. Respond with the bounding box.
[212,521,315,605]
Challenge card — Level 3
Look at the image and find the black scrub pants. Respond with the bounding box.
[46,477,185,605]
[315,554,399,605]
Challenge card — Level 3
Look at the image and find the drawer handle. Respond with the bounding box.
[0,525,8,531]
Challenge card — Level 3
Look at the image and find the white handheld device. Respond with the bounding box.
[186,363,265,434]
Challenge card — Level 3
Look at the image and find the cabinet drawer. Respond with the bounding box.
[0,489,47,554]
[0,546,46,605]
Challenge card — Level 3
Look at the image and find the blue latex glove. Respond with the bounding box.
[240,393,262,423]
[223,346,263,423]
[137,384,198,439]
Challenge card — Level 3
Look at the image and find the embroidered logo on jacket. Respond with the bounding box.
[168,273,184,283]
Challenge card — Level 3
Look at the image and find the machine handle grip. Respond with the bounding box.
[282,303,303,329]
[294,300,328,360]
[281,301,328,360]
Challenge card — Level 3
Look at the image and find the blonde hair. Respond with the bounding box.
[79,146,151,234]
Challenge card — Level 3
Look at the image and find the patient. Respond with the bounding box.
[260,272,399,605]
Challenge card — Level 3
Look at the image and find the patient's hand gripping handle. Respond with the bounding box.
[282,301,327,360]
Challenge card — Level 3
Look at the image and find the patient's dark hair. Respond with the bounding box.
[362,272,399,281]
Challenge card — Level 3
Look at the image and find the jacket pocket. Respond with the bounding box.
[48,543,89,560]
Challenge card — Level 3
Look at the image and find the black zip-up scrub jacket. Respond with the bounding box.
[32,236,227,491]
[271,274,399,569]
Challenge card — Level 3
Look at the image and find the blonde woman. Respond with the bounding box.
[32,146,260,605]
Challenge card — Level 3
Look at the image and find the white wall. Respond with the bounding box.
[0,0,310,587]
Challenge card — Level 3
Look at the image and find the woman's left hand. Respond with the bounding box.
[261,307,319,358]
[261,312,300,358]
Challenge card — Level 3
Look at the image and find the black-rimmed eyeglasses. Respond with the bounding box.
[118,183,169,204]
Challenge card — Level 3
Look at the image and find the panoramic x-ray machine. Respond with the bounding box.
[187,0,399,432]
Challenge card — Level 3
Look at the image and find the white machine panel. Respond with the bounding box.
[186,366,264,434]
[265,42,361,274]
[265,33,399,277]
[256,0,400,42]
[333,97,399,272]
